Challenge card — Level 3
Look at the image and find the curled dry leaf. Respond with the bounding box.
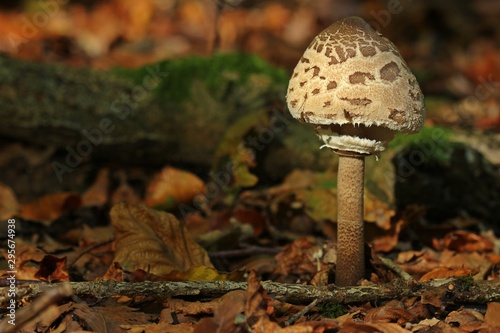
[419,267,477,282]
[433,230,494,253]
[484,302,500,327]
[366,217,405,253]
[144,166,205,209]
[341,320,410,333]
[1,242,69,281]
[34,255,70,282]
[107,202,213,277]
[445,310,485,332]
[273,238,322,281]
[364,300,416,326]
[245,271,281,332]
[0,182,19,219]
[364,190,395,230]
[19,192,82,224]
[191,290,246,333]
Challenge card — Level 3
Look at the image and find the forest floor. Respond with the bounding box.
[1,0,500,332]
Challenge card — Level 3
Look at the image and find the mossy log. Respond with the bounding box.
[0,53,300,168]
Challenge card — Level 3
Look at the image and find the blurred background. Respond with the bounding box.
[1,0,499,128]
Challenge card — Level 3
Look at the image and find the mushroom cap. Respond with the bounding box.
[286,16,425,154]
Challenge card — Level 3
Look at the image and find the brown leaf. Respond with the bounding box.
[340,320,410,333]
[419,267,476,282]
[1,242,69,282]
[106,203,213,277]
[0,182,19,219]
[102,262,126,282]
[144,166,205,209]
[364,190,395,230]
[1,242,45,280]
[68,302,152,332]
[19,192,82,223]
[366,217,405,253]
[484,302,500,328]
[438,249,489,271]
[364,300,416,326]
[433,230,494,253]
[232,205,266,236]
[192,291,246,333]
[273,238,321,280]
[245,271,280,332]
[445,309,485,332]
[81,168,110,207]
[34,255,69,282]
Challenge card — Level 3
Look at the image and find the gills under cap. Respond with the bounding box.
[286,16,425,155]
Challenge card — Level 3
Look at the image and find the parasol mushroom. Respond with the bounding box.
[286,16,425,286]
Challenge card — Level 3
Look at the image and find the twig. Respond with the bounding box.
[378,256,415,284]
[0,282,73,333]
[284,299,319,326]
[68,239,115,267]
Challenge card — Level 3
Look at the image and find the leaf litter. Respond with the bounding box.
[1,0,500,332]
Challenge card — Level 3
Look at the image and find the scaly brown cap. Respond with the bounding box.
[286,16,425,155]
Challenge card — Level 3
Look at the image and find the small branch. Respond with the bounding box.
[378,256,415,284]
[68,239,115,267]
[284,299,319,326]
[0,282,73,333]
[1,278,499,308]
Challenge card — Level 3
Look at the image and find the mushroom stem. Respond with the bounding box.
[335,153,365,286]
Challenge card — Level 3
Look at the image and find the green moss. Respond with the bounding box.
[318,302,348,318]
[388,126,454,163]
[455,274,475,292]
[110,53,288,105]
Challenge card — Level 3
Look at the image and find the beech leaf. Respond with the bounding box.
[108,202,213,277]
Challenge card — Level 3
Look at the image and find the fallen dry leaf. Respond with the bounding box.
[433,230,494,253]
[273,238,322,281]
[181,290,246,333]
[0,182,19,219]
[1,241,69,281]
[419,267,476,282]
[19,192,82,223]
[438,249,489,271]
[364,300,416,326]
[245,271,281,332]
[445,309,485,332]
[367,216,405,253]
[144,166,205,209]
[34,254,70,282]
[364,189,395,230]
[106,202,213,277]
[341,319,410,333]
[484,302,500,327]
